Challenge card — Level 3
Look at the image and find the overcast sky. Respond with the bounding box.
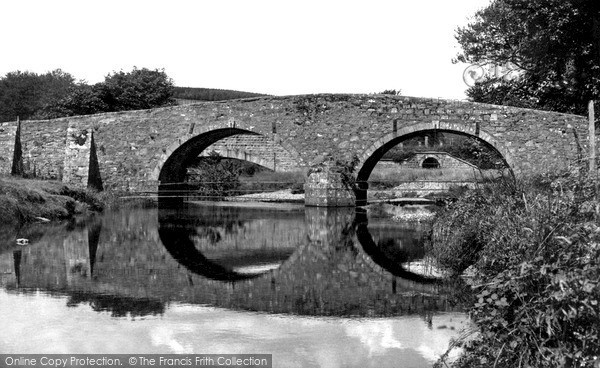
[1,0,488,99]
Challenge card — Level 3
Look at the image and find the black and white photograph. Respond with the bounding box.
[1,1,599,367]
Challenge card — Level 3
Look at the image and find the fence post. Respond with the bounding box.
[589,100,596,178]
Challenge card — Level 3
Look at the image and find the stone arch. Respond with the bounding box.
[354,121,515,205]
[151,127,304,187]
[421,156,440,169]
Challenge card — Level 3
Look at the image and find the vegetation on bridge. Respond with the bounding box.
[430,173,600,368]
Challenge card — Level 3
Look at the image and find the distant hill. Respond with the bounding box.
[173,87,269,102]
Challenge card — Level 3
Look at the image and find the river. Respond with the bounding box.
[0,202,469,367]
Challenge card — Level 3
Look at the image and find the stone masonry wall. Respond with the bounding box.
[20,119,68,180]
[401,152,478,170]
[200,134,301,172]
[62,126,93,188]
[0,121,18,175]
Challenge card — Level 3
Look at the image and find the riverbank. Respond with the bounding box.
[0,176,103,227]
[429,173,600,368]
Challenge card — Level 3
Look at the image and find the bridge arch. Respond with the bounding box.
[354,121,515,205]
[151,127,304,188]
[200,149,277,171]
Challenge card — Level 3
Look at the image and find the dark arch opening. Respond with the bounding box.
[158,128,264,205]
[158,128,304,204]
[422,157,440,169]
[355,129,513,206]
[159,128,257,183]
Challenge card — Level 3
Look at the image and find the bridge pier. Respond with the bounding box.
[304,165,356,207]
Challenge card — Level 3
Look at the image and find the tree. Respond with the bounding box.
[40,84,109,119]
[96,67,175,112]
[379,89,401,95]
[456,0,600,114]
[0,69,75,122]
[37,67,176,118]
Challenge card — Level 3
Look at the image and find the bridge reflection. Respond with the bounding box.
[157,204,304,281]
[0,205,467,318]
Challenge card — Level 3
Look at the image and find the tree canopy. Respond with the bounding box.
[0,67,175,121]
[456,0,600,114]
[0,69,75,122]
[96,68,175,111]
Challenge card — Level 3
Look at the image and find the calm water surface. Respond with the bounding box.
[0,203,469,367]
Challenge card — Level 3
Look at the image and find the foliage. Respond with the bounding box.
[0,176,104,226]
[379,89,402,95]
[443,136,506,169]
[385,133,505,169]
[186,152,242,198]
[456,0,600,114]
[0,69,76,122]
[430,173,600,367]
[40,84,109,118]
[173,86,267,101]
[96,67,175,111]
[0,67,176,120]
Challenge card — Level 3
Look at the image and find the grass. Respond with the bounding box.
[238,170,306,194]
[0,176,103,226]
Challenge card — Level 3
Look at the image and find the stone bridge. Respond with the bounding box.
[0,94,589,206]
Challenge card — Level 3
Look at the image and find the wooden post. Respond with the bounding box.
[589,100,596,178]
[590,100,600,220]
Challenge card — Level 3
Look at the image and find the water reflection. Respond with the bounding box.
[355,210,439,283]
[0,204,465,318]
[0,203,471,366]
[158,204,304,281]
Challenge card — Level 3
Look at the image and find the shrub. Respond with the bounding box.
[186,153,242,199]
[431,173,600,367]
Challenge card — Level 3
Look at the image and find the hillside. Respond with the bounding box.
[173,87,269,102]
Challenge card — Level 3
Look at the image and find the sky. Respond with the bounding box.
[0,0,488,99]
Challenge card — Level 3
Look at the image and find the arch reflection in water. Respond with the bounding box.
[0,204,465,318]
[155,204,464,316]
[158,202,305,281]
[354,209,440,284]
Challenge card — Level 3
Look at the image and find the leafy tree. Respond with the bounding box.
[379,89,401,95]
[38,67,176,118]
[456,0,600,114]
[0,69,75,121]
[39,84,108,119]
[96,67,175,112]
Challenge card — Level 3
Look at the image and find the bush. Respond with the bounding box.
[186,153,242,199]
[431,173,600,367]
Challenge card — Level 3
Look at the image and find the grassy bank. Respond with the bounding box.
[0,176,103,226]
[429,173,600,367]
